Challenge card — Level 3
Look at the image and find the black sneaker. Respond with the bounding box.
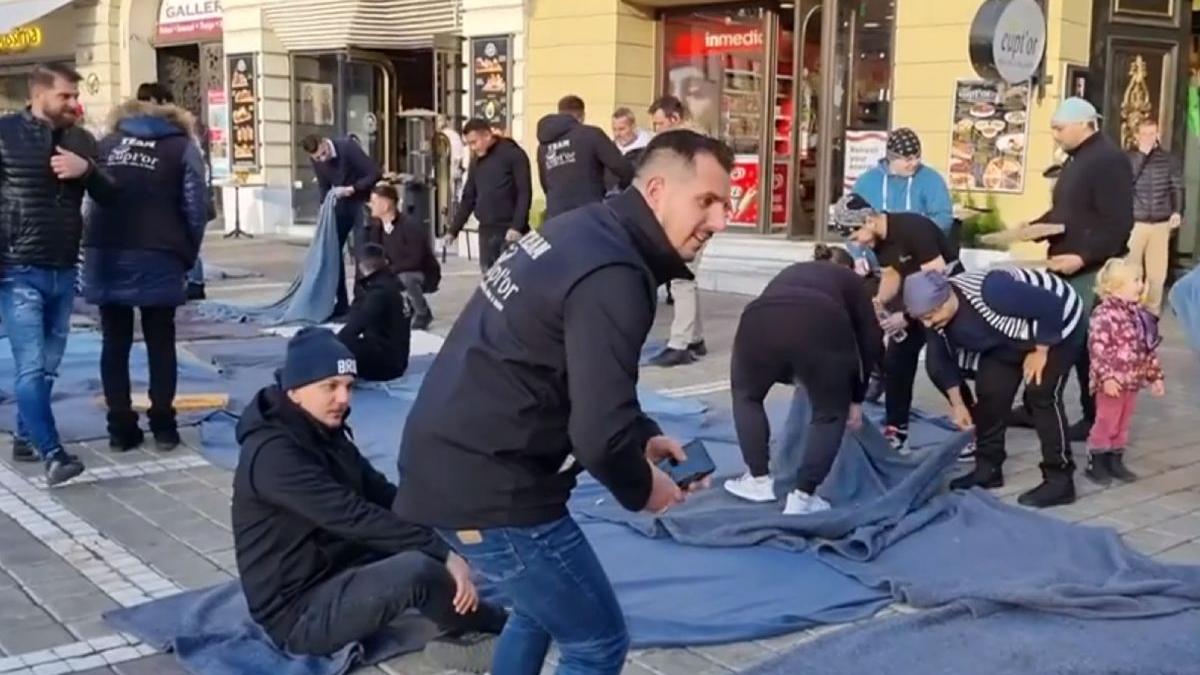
[108,426,145,452]
[1084,453,1113,486]
[424,632,497,674]
[687,340,708,357]
[649,348,695,368]
[1067,419,1092,443]
[864,375,885,404]
[12,438,37,463]
[949,466,1004,491]
[45,451,85,487]
[1107,451,1139,483]
[153,428,181,452]
[1017,477,1076,508]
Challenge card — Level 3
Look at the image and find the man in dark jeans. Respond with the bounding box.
[300,134,382,317]
[232,328,505,664]
[0,64,116,484]
[444,118,532,272]
[337,244,411,381]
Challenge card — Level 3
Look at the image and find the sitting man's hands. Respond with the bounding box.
[445,553,479,615]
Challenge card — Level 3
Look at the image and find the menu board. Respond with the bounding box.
[227,53,258,171]
[948,79,1031,193]
[470,35,511,130]
[206,88,229,181]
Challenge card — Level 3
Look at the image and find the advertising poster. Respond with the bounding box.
[771,161,788,227]
[206,88,230,181]
[299,82,335,127]
[470,35,511,130]
[948,79,1031,193]
[730,155,759,227]
[842,130,889,193]
[227,53,258,171]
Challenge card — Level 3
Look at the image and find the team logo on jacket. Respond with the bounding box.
[544,139,577,170]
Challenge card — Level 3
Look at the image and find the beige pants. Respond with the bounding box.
[1126,220,1172,315]
[667,250,703,350]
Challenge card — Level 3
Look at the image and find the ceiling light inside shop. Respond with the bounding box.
[863,21,881,28]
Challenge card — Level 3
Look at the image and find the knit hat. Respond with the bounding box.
[280,327,357,390]
[830,193,878,237]
[887,128,921,158]
[903,270,953,317]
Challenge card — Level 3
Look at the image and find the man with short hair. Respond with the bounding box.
[368,183,436,329]
[536,94,634,218]
[1126,118,1184,316]
[0,63,116,483]
[233,327,506,662]
[395,130,731,674]
[648,94,687,133]
[299,134,383,317]
[612,107,652,159]
[445,118,532,272]
[337,243,412,381]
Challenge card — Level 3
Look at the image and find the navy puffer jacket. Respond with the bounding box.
[83,101,210,308]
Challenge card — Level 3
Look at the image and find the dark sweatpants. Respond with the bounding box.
[280,550,507,656]
[333,206,365,316]
[883,317,924,430]
[100,305,177,433]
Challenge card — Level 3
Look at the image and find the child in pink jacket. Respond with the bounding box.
[1086,258,1166,485]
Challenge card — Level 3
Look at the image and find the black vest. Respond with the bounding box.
[85,129,192,257]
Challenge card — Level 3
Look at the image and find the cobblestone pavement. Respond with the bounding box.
[1,235,1198,674]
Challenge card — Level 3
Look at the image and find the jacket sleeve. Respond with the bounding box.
[1083,154,1135,265]
[563,265,656,512]
[337,291,382,340]
[920,171,955,231]
[925,330,963,392]
[74,130,119,205]
[448,168,477,238]
[594,128,633,190]
[314,160,331,200]
[851,170,881,209]
[345,140,383,196]
[980,270,1066,346]
[511,147,533,233]
[181,143,210,260]
[537,146,549,200]
[248,438,447,560]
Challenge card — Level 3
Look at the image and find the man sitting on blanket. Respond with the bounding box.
[232,327,506,665]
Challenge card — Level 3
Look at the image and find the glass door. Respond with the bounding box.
[343,55,393,173]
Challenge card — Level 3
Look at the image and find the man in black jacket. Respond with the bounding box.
[445,118,532,272]
[232,328,506,659]
[1126,118,1183,317]
[337,244,411,381]
[395,130,731,674]
[0,64,116,484]
[369,184,435,329]
[537,95,634,218]
[300,134,383,317]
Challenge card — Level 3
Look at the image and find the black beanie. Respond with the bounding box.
[280,327,357,390]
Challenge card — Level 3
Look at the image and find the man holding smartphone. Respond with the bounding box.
[394,130,731,675]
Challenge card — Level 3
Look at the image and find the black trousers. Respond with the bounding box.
[99,305,177,432]
[969,337,1083,474]
[478,229,508,272]
[281,551,508,656]
[334,207,365,316]
[883,317,925,429]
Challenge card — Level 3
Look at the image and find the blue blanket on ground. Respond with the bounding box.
[195,193,341,325]
[744,606,1200,675]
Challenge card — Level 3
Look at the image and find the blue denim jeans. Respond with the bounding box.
[437,516,629,675]
[0,265,76,459]
[187,257,204,285]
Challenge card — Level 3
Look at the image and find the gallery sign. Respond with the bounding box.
[969,0,1046,84]
[157,0,223,42]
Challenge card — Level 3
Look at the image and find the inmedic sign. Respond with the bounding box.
[673,26,764,56]
[969,0,1046,84]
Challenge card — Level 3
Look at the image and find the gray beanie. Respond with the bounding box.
[903,270,952,317]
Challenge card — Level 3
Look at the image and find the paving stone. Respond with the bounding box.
[688,641,773,670]
[1152,491,1200,513]
[30,661,70,675]
[1106,499,1183,529]
[0,622,75,655]
[64,655,107,672]
[377,651,446,675]
[1122,528,1189,555]
[1079,515,1138,534]
[24,575,101,603]
[634,648,734,674]
[72,668,116,675]
[1147,513,1200,539]
[111,654,186,675]
[63,619,113,642]
[1155,541,1200,565]
[39,592,119,623]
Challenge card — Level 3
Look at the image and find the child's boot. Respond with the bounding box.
[1108,450,1138,483]
[1084,452,1113,486]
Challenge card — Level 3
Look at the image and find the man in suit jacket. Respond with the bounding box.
[300,134,383,317]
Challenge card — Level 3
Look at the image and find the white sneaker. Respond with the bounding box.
[723,473,776,503]
[783,490,832,516]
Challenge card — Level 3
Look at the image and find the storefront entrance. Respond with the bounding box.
[658,0,895,239]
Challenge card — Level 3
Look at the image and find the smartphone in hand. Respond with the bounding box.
[657,439,716,489]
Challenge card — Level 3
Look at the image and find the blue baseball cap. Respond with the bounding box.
[1051,97,1101,125]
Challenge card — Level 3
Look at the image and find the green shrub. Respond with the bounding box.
[957,192,1006,249]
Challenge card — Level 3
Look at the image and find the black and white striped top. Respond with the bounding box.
[950,267,1083,343]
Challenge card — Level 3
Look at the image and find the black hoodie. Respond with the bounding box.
[448,137,532,236]
[536,114,634,218]
[232,385,448,642]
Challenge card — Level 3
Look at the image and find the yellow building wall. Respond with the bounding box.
[523,0,657,194]
[892,0,1091,241]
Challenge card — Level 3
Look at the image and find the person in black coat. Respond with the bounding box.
[300,134,383,316]
[536,95,634,218]
[337,244,412,382]
[369,184,435,329]
[232,328,506,659]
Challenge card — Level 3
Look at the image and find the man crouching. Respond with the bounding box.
[232,327,506,665]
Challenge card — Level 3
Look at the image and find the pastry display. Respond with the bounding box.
[948,80,1030,194]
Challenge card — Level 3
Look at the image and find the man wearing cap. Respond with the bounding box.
[852,128,955,232]
[1014,97,1134,441]
[904,268,1086,508]
[232,327,506,661]
[831,193,957,451]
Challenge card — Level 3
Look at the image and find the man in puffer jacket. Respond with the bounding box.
[82,98,209,452]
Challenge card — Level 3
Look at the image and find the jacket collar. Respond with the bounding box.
[1066,131,1102,157]
[607,188,693,286]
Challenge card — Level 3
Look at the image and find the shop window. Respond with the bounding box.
[292,54,341,224]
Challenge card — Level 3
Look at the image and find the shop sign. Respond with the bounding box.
[968,0,1046,84]
[0,26,42,54]
[948,79,1031,193]
[672,26,765,57]
[227,54,258,171]
[207,88,230,181]
[158,0,223,41]
[842,130,889,193]
[470,35,511,131]
[729,155,759,227]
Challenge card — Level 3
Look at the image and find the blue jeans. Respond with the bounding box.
[437,517,629,675]
[187,257,204,285]
[0,265,76,459]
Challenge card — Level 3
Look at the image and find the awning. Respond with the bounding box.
[0,0,73,35]
[262,0,458,52]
